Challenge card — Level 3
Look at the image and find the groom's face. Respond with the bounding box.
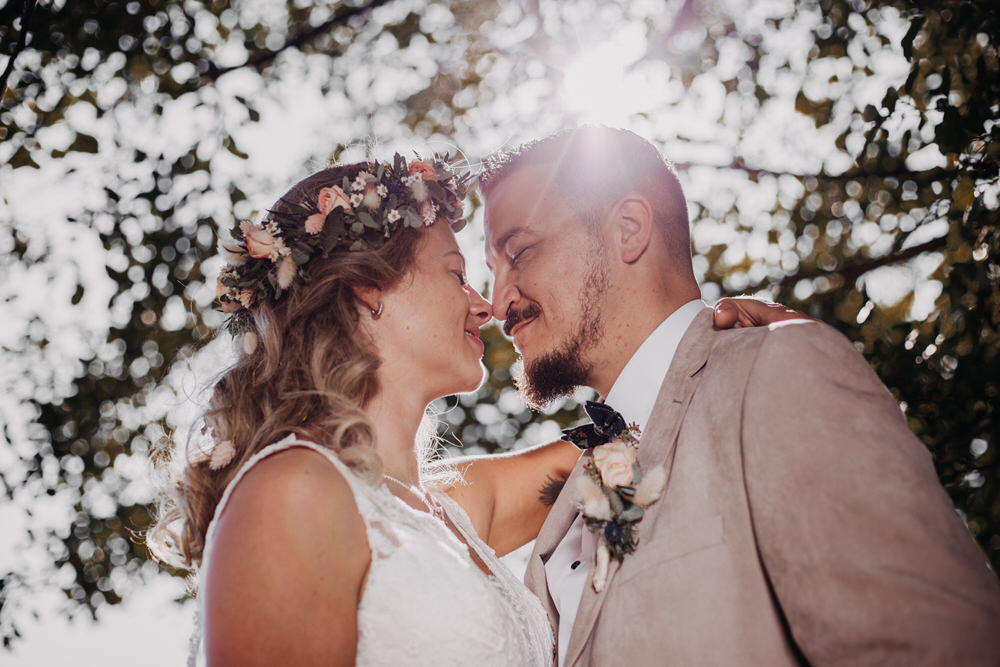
[484,163,608,408]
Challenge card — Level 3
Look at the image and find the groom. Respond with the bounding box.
[480,127,1000,665]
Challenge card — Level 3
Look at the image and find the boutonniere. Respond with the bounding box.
[562,401,666,592]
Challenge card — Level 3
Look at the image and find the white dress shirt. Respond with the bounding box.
[544,299,704,666]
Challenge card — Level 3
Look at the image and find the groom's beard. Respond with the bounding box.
[515,259,607,410]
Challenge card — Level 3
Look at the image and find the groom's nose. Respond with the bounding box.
[490,268,519,322]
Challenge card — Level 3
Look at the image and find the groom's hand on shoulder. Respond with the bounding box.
[713,297,809,329]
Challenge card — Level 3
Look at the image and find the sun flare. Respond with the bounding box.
[559,30,653,125]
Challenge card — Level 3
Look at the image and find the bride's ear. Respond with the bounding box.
[351,284,383,318]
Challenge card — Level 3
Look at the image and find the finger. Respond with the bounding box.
[713,301,740,329]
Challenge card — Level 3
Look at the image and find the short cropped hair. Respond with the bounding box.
[478,127,691,263]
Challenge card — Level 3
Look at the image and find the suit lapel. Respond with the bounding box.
[526,457,588,634]
[563,308,716,667]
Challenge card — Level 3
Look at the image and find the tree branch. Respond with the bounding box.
[723,235,949,298]
[203,0,395,82]
[675,158,953,185]
[0,0,37,110]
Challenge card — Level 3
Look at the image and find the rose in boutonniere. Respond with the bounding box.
[593,440,637,487]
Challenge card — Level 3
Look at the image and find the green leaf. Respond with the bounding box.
[404,208,423,228]
[292,243,312,264]
[358,211,378,228]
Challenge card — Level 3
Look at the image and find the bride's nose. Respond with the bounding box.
[467,286,492,327]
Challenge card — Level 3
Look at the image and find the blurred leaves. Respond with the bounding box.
[1,0,998,650]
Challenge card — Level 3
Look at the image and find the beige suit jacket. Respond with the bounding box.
[528,308,1000,666]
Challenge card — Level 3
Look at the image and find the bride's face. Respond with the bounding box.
[375,221,492,400]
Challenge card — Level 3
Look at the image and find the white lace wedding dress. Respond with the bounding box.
[190,435,554,666]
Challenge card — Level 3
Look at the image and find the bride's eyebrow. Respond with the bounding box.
[442,249,466,269]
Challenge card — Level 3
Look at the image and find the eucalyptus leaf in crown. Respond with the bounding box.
[215,154,471,335]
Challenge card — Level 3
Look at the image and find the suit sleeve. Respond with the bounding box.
[741,320,1000,666]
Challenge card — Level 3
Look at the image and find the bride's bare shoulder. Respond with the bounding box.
[203,445,369,663]
[214,445,365,545]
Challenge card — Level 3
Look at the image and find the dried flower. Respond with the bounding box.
[277,256,296,288]
[420,201,438,226]
[577,474,613,521]
[216,279,241,313]
[242,331,258,355]
[238,288,255,309]
[209,440,236,470]
[240,222,276,259]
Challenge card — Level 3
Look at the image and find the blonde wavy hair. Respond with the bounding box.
[148,164,426,568]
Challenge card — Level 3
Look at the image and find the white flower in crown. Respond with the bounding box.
[387,209,401,223]
[352,171,372,192]
[350,192,364,207]
[376,184,388,197]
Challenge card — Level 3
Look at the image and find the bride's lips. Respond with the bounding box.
[465,328,485,355]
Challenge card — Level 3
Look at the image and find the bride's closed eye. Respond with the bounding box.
[452,271,467,286]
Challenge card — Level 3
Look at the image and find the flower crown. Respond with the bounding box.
[216,153,471,335]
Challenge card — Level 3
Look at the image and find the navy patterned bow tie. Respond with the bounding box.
[561,401,629,450]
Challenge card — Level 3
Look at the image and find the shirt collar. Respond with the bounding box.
[604,299,705,432]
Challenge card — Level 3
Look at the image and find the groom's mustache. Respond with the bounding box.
[502,303,542,336]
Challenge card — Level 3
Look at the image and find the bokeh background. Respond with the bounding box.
[1,0,998,662]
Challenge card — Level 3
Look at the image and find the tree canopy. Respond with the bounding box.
[1,0,997,649]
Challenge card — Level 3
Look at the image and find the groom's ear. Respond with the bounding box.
[613,195,655,264]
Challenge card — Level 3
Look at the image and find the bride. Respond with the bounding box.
[149,154,790,665]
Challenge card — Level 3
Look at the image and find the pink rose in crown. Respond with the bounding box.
[306,185,351,235]
[408,160,438,181]
[240,221,276,259]
[592,440,637,488]
[318,185,351,213]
